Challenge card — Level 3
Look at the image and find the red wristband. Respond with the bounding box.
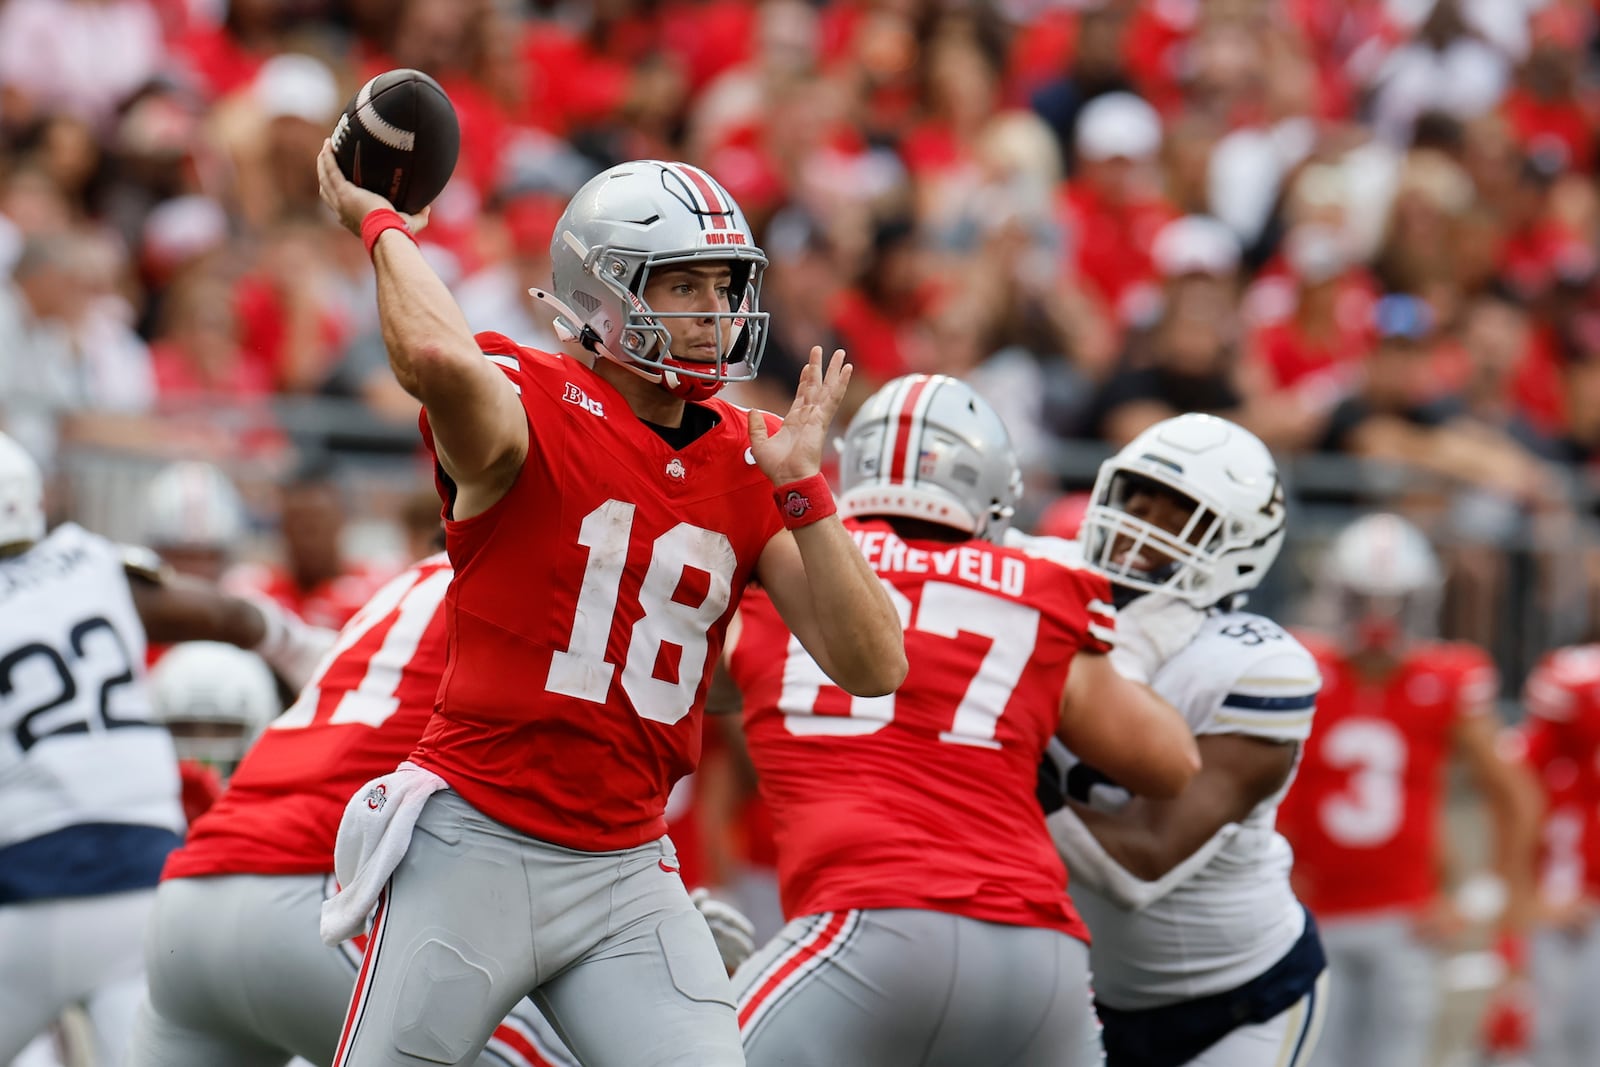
[774,473,837,530]
[361,208,416,259]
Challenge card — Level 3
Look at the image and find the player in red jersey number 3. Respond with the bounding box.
[315,144,906,1067]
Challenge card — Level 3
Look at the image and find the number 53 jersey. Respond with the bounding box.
[727,517,1116,939]
[411,336,784,852]
[0,523,184,901]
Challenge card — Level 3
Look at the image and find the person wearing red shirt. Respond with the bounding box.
[725,374,1198,1066]
[1276,513,1540,1067]
[1058,91,1177,324]
[314,150,905,1067]
[225,456,391,632]
[1511,647,1600,1067]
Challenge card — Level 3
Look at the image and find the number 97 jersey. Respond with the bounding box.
[726,517,1116,939]
[0,524,183,872]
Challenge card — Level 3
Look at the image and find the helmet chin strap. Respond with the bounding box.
[528,287,727,401]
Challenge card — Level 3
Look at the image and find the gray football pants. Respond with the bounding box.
[1304,913,1437,1067]
[733,908,1102,1067]
[126,872,576,1067]
[1531,919,1600,1067]
[333,788,742,1067]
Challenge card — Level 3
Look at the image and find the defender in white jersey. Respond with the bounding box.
[0,432,331,1066]
[1040,414,1327,1067]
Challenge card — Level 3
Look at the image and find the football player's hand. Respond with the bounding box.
[1108,594,1204,684]
[316,140,430,238]
[747,347,851,487]
[690,887,756,974]
[1480,979,1535,1055]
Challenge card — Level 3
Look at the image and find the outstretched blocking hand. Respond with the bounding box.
[747,346,852,487]
[315,140,430,238]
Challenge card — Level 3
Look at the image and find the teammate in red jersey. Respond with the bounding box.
[1275,513,1541,1067]
[314,146,906,1067]
[128,553,580,1067]
[1508,647,1600,1067]
[724,374,1199,1067]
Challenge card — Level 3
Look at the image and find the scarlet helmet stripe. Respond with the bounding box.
[667,163,732,230]
[886,375,936,487]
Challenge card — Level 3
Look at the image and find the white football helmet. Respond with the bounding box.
[838,374,1023,542]
[1321,512,1441,647]
[140,461,246,549]
[0,431,45,547]
[1080,414,1286,608]
[532,160,769,402]
[148,642,280,772]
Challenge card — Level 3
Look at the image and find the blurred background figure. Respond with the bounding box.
[138,461,247,583]
[1279,513,1541,1067]
[147,641,282,825]
[1509,645,1600,1067]
[224,453,389,631]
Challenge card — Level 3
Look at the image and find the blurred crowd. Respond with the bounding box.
[4,0,1600,648]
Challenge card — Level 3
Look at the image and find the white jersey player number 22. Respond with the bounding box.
[547,499,737,725]
[779,579,1040,750]
[5,615,143,752]
[1318,717,1408,847]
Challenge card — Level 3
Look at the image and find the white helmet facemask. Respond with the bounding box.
[1080,414,1286,609]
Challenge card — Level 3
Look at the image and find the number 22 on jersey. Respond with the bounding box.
[781,580,1040,750]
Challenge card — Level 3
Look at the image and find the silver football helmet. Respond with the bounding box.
[1321,512,1441,648]
[838,374,1022,541]
[0,431,45,548]
[149,641,280,773]
[1080,414,1285,608]
[532,160,768,401]
[140,461,246,549]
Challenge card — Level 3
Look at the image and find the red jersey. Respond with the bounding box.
[410,335,784,851]
[163,555,453,879]
[1519,647,1600,903]
[1278,638,1497,918]
[727,518,1114,939]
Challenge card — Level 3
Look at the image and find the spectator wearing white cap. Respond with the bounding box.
[1242,223,1377,406]
[215,53,340,230]
[1060,91,1178,323]
[1084,215,1248,446]
[1086,215,1340,453]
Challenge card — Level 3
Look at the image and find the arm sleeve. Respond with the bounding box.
[1197,640,1322,743]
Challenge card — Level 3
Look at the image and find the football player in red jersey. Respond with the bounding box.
[315,146,906,1067]
[128,553,581,1067]
[724,374,1200,1067]
[1275,512,1541,1067]
[1507,647,1600,1067]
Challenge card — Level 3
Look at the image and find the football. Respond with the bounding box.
[330,68,460,215]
